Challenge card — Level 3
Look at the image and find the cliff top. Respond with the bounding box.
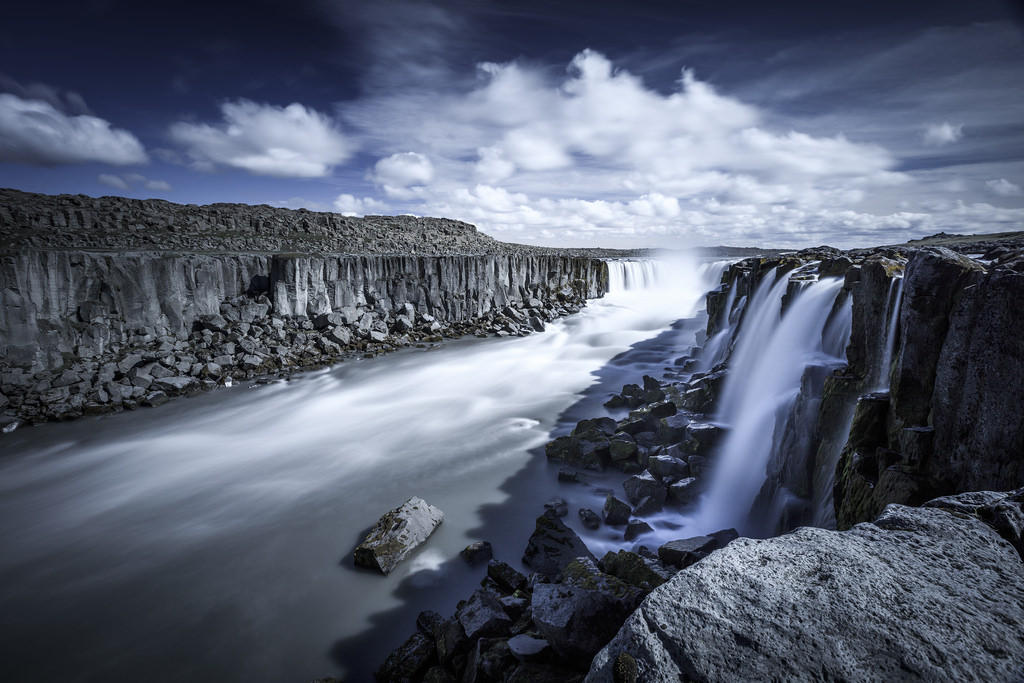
[0,188,642,258]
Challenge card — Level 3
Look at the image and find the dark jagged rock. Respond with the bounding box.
[599,550,672,592]
[623,520,653,541]
[578,508,601,530]
[522,511,596,580]
[460,541,493,566]
[457,589,512,641]
[486,560,527,594]
[601,495,631,526]
[375,631,437,682]
[533,558,645,666]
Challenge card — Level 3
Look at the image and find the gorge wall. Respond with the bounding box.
[0,189,612,425]
[695,239,1024,533]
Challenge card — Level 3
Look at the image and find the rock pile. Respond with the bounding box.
[545,374,726,541]
[0,282,590,428]
[375,508,739,682]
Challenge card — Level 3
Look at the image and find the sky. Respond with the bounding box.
[1,0,1023,249]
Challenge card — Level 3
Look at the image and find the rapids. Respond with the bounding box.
[0,254,723,682]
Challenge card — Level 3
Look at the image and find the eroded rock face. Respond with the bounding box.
[587,503,1024,682]
[353,497,443,575]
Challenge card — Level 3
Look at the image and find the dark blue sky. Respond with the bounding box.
[2,0,1022,248]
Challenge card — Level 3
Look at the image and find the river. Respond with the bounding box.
[0,254,724,682]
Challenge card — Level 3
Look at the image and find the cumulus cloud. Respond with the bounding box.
[922,122,963,147]
[986,178,1022,197]
[169,100,353,177]
[334,49,915,247]
[334,193,389,216]
[372,152,435,187]
[0,93,147,166]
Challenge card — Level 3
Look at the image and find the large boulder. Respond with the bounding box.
[587,501,1024,682]
[353,497,443,575]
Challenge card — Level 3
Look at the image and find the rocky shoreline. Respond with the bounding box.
[0,190,621,429]
[370,236,1024,682]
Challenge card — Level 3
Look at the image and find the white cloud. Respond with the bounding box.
[372,152,435,187]
[922,122,963,147]
[169,100,353,178]
[0,93,147,165]
[986,178,1022,197]
[333,193,389,216]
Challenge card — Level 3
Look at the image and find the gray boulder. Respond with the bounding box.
[587,503,1024,682]
[353,497,443,575]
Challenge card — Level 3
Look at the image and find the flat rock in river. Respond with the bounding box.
[353,497,444,575]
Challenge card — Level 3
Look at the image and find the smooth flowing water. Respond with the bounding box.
[679,275,848,538]
[0,255,723,682]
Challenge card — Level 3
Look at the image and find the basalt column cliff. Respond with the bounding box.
[0,189,613,426]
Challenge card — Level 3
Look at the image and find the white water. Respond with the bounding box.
[874,276,904,391]
[0,255,724,683]
[686,276,847,536]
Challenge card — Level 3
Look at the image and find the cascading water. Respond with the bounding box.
[873,276,904,391]
[0,254,725,683]
[686,275,848,537]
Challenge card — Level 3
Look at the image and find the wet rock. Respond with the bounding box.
[647,454,689,482]
[375,631,436,683]
[460,541,493,566]
[463,638,516,682]
[656,530,737,570]
[533,558,645,665]
[599,550,672,593]
[608,433,638,462]
[353,497,444,575]
[667,477,701,505]
[623,520,653,542]
[507,634,553,663]
[602,495,631,526]
[522,511,596,580]
[457,589,512,641]
[622,471,666,507]
[578,508,601,530]
[631,495,662,517]
[435,617,471,667]
[486,560,527,594]
[544,497,569,517]
[657,414,689,443]
[589,504,1024,682]
[557,467,589,484]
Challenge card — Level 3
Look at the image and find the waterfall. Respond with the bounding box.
[873,276,904,391]
[689,275,847,536]
[605,259,662,292]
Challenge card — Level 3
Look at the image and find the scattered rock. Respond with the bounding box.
[460,541,493,566]
[602,495,631,526]
[353,497,444,575]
